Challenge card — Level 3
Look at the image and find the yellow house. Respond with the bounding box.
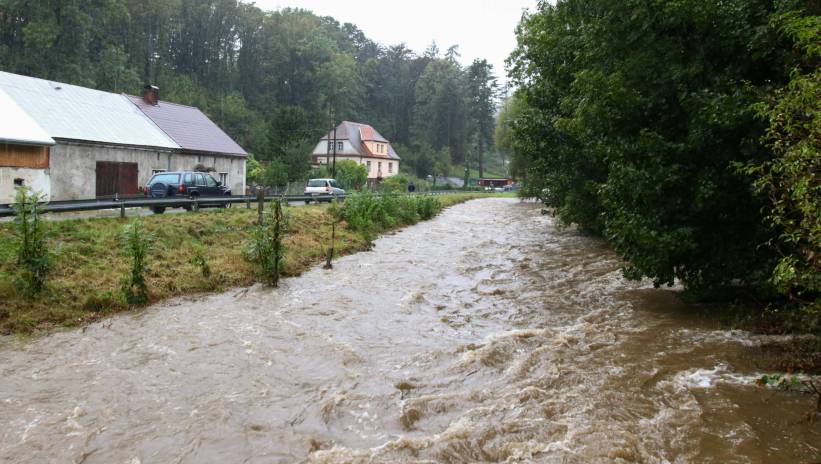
[311,121,400,183]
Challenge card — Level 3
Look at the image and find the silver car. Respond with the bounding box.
[304,178,345,203]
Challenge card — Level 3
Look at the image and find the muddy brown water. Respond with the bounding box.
[1,198,819,463]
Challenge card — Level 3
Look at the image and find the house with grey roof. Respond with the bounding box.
[310,121,400,185]
[0,71,247,203]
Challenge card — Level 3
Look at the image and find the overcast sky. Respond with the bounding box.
[247,0,537,86]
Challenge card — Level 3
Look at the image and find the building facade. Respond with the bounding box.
[0,72,247,203]
[310,121,400,184]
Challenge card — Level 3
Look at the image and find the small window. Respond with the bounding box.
[205,175,218,187]
[337,141,343,151]
[327,141,333,151]
[366,161,371,171]
[388,162,393,173]
[219,172,229,185]
[184,173,193,184]
[378,162,382,172]
[195,174,206,186]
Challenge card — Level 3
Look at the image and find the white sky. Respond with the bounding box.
[247,0,537,86]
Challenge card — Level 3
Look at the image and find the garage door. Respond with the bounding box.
[95,161,138,197]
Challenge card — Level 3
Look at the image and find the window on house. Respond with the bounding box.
[337,141,343,151]
[366,161,372,171]
[327,141,333,151]
[388,162,393,173]
[219,172,229,186]
[378,162,382,173]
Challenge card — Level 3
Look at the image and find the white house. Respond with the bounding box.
[311,121,400,185]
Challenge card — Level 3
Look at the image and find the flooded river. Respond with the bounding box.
[1,198,819,463]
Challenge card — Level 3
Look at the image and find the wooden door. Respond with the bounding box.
[96,161,138,197]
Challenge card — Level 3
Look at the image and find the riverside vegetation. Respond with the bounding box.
[0,192,480,335]
[505,1,820,333]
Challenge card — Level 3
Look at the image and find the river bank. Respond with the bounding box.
[1,198,818,463]
[0,194,483,335]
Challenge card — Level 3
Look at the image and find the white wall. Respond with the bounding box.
[49,142,246,200]
[0,167,50,203]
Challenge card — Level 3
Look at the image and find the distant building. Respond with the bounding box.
[310,121,400,185]
[0,71,246,203]
[477,178,513,188]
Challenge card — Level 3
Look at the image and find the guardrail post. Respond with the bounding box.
[120,201,126,219]
[192,198,199,212]
[257,190,264,225]
[246,198,251,209]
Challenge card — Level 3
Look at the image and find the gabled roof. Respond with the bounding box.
[127,95,247,157]
[319,121,399,160]
[0,88,54,146]
[0,71,178,149]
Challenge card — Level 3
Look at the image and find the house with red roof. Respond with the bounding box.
[310,121,400,184]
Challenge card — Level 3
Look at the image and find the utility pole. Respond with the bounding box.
[332,111,337,178]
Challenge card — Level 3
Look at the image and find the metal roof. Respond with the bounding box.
[0,71,179,149]
[0,88,54,146]
[127,95,247,156]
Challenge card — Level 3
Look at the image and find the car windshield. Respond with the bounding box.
[307,180,327,187]
[150,173,180,184]
[328,180,341,188]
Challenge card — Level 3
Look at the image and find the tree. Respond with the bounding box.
[466,59,498,178]
[334,160,368,191]
[743,12,820,302]
[509,0,805,291]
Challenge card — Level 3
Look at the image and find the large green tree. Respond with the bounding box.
[509,0,810,292]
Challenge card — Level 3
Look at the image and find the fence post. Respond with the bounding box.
[257,190,264,225]
[120,201,126,219]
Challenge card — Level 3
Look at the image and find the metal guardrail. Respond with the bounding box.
[0,191,490,218]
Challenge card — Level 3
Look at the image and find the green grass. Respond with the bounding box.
[0,194,483,335]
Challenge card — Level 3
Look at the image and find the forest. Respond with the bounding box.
[0,0,499,184]
[504,0,819,326]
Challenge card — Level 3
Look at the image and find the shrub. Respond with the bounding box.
[121,220,153,306]
[245,199,286,286]
[339,193,442,239]
[11,187,51,296]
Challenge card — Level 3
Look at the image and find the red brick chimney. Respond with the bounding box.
[142,85,159,106]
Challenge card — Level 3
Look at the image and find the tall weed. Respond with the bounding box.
[11,187,51,296]
[121,220,153,306]
[245,199,286,286]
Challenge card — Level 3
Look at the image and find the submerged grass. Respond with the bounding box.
[0,193,483,335]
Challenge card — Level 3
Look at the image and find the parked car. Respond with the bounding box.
[143,171,231,214]
[304,178,345,203]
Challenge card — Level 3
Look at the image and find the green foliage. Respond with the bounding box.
[120,220,153,306]
[245,154,263,185]
[11,187,51,297]
[378,174,431,194]
[509,0,811,292]
[339,193,442,240]
[259,159,289,188]
[191,247,212,279]
[394,143,451,179]
[741,12,820,301]
[335,160,368,191]
[245,199,286,286]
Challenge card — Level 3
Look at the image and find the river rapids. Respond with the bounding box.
[1,198,819,463]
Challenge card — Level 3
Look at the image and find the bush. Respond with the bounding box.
[245,199,286,286]
[120,220,153,306]
[377,174,431,194]
[339,193,442,239]
[11,187,51,296]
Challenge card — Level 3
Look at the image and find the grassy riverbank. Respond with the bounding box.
[0,194,483,335]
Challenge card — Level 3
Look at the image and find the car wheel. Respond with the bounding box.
[151,207,166,214]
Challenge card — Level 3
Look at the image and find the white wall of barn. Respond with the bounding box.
[0,167,50,203]
[48,142,246,200]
